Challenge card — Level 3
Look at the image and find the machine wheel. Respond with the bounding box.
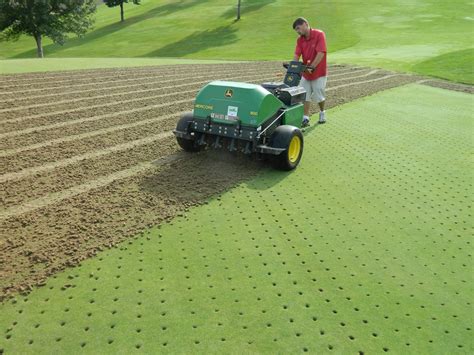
[270,125,304,170]
[176,112,200,152]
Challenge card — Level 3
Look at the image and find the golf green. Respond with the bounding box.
[1,84,472,353]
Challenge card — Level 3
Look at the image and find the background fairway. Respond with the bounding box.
[1,84,472,353]
[0,0,472,82]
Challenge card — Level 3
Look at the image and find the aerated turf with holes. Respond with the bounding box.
[1,84,472,353]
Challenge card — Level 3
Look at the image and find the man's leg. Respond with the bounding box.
[315,77,327,123]
[318,100,325,112]
[304,101,311,116]
[300,78,313,127]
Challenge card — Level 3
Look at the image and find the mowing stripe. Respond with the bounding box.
[0,70,379,114]
[0,132,173,183]
[0,74,274,136]
[0,112,184,157]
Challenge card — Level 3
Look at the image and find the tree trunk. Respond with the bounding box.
[34,33,44,58]
[120,1,124,22]
[237,0,241,20]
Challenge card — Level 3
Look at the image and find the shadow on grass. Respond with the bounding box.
[145,24,238,57]
[12,0,207,58]
[140,150,266,205]
[140,146,301,207]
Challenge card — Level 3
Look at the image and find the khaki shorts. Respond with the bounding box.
[300,76,327,103]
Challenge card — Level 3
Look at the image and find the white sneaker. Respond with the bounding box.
[318,111,326,124]
[302,115,310,127]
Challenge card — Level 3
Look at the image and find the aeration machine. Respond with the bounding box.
[173,61,312,170]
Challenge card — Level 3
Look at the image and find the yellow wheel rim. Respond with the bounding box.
[288,135,301,163]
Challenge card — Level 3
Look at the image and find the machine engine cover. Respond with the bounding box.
[193,81,284,127]
[278,86,306,106]
[261,81,288,94]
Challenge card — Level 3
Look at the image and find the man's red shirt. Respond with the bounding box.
[294,28,327,80]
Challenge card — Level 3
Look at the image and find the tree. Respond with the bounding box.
[0,0,96,58]
[236,0,241,21]
[103,0,140,23]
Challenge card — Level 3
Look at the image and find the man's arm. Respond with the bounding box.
[310,52,325,69]
[308,31,327,72]
[293,39,302,62]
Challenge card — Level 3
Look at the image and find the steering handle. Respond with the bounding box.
[282,62,315,72]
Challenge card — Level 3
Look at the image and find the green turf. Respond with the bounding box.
[0,0,357,60]
[412,48,474,85]
[1,84,472,353]
[0,0,472,82]
[0,57,238,74]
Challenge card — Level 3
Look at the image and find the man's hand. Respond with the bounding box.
[305,65,315,74]
[309,52,325,72]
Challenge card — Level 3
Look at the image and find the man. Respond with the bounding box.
[292,17,327,126]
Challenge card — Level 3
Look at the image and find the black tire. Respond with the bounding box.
[269,125,304,170]
[176,112,200,152]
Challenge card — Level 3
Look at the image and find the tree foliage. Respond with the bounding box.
[0,0,96,57]
[103,0,140,22]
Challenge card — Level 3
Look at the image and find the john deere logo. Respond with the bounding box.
[225,89,233,98]
[287,75,294,82]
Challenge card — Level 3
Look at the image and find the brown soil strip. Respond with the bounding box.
[0,72,274,123]
[420,79,474,94]
[0,132,173,184]
[0,67,270,112]
[0,61,287,86]
[0,62,271,91]
[0,99,192,143]
[0,65,270,101]
[0,72,383,135]
[0,112,183,159]
[0,162,154,221]
[0,67,364,116]
[1,134,177,206]
[0,62,348,85]
[0,64,351,105]
[0,71,275,115]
